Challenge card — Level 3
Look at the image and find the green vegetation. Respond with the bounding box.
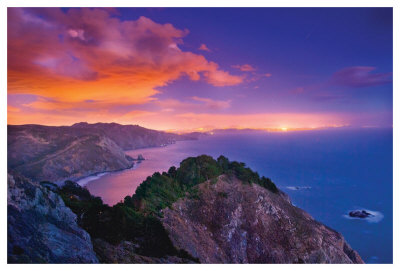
[58,181,196,260]
[217,155,278,193]
[125,155,278,215]
[56,155,278,260]
[123,155,224,215]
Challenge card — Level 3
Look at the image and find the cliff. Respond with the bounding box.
[161,174,363,263]
[7,173,98,263]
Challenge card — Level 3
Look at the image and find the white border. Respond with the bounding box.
[1,0,398,270]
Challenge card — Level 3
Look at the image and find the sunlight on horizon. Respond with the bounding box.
[7,8,392,130]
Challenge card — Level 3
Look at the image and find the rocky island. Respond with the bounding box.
[8,155,363,263]
[349,210,373,219]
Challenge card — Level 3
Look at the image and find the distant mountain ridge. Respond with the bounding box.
[7,122,197,183]
[70,122,195,150]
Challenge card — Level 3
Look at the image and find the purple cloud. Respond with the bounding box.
[331,66,392,88]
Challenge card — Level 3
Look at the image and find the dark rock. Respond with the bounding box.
[7,173,98,263]
[137,154,145,161]
[126,155,135,161]
[39,181,59,192]
[349,210,373,218]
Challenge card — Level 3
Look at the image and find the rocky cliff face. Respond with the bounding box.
[7,173,98,263]
[161,175,363,264]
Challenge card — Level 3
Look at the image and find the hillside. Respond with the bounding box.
[7,123,196,183]
[70,122,196,150]
[15,155,363,264]
[162,174,363,263]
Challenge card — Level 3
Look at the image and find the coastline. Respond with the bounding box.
[55,142,179,187]
[46,131,392,262]
[53,163,136,187]
[76,162,139,187]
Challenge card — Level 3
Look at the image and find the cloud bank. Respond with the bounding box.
[8,8,243,116]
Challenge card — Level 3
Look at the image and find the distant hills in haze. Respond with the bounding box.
[7,122,198,183]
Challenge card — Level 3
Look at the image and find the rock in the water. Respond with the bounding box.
[161,175,364,264]
[137,154,145,161]
[349,210,373,218]
[7,173,98,263]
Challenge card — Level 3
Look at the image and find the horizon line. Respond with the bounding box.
[7,122,392,134]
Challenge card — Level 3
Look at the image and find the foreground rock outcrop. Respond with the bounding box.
[7,174,98,263]
[162,174,363,263]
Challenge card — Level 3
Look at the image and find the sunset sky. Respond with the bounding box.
[7,8,393,131]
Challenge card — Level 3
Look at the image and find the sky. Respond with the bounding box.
[7,8,393,131]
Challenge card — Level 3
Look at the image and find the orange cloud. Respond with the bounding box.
[8,8,243,121]
[199,43,211,52]
[7,105,20,113]
[203,68,244,86]
[232,64,256,72]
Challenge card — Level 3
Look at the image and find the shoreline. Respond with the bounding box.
[76,162,139,187]
[53,163,136,187]
[73,143,176,187]
[55,139,198,187]
[57,142,179,187]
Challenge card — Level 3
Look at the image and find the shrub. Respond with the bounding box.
[176,155,223,187]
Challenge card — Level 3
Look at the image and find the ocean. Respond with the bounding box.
[79,128,393,263]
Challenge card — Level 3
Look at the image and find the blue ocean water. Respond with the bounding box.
[81,128,393,263]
